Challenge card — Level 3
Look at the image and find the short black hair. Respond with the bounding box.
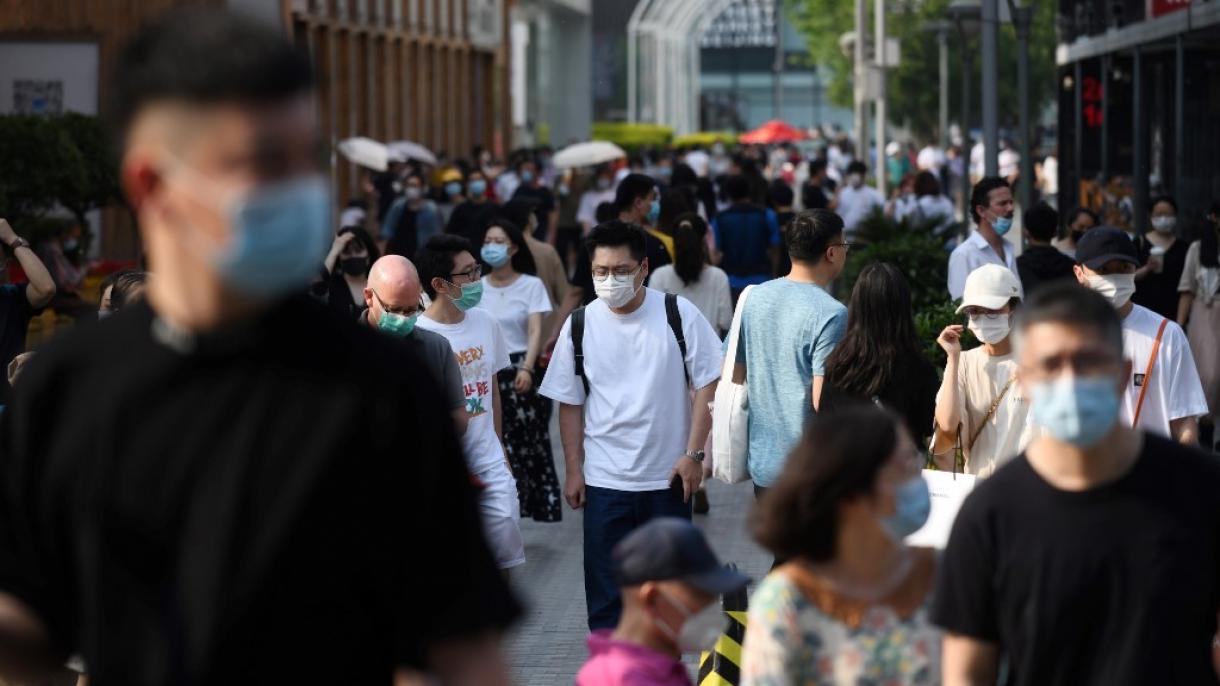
[416,234,474,298]
[1150,195,1178,214]
[754,406,901,562]
[787,209,843,264]
[809,158,828,177]
[614,173,656,212]
[594,201,619,224]
[1024,202,1059,242]
[723,175,751,201]
[846,160,867,176]
[585,220,647,263]
[1014,281,1124,358]
[1068,207,1099,227]
[970,176,1010,225]
[768,179,794,207]
[498,198,535,231]
[113,8,314,135]
[111,271,149,311]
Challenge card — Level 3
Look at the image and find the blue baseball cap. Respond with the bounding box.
[613,518,750,594]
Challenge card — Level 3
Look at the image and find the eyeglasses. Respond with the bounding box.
[448,265,483,282]
[592,265,641,279]
[372,289,423,317]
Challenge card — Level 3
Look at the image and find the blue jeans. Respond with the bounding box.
[583,485,691,630]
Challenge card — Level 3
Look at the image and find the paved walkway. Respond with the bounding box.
[505,415,772,685]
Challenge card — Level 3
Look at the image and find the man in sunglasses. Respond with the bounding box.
[362,255,467,437]
[416,234,526,573]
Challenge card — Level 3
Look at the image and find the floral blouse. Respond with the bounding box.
[740,548,941,686]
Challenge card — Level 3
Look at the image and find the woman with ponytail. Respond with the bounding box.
[647,213,733,336]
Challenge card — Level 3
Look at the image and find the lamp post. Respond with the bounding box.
[854,0,867,160]
[1007,0,1034,211]
[948,0,981,221]
[923,20,953,150]
[981,0,999,177]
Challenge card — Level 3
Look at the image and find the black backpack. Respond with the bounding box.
[571,293,690,396]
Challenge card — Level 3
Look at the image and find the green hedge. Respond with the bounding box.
[590,122,673,149]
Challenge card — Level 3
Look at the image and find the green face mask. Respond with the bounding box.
[378,309,417,337]
[450,280,484,311]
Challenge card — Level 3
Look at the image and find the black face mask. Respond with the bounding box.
[341,256,369,276]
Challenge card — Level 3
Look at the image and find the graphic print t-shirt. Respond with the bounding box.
[418,309,512,474]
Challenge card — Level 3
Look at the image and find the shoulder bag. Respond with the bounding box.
[712,285,754,484]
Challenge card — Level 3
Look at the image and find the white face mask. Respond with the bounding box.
[967,314,1011,345]
[1151,216,1176,234]
[1086,273,1137,309]
[654,591,724,653]
[847,173,863,188]
[593,270,641,309]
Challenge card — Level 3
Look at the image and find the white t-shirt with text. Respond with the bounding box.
[539,289,723,491]
[417,309,512,474]
[476,274,552,354]
[1120,304,1208,436]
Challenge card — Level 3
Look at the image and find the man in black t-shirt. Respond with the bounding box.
[0,10,517,686]
[933,282,1220,686]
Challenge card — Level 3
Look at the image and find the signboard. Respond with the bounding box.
[468,0,503,50]
[1148,0,1191,18]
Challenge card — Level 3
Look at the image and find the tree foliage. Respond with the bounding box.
[786,0,1057,141]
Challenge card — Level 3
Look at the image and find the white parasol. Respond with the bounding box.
[337,137,389,172]
[387,140,439,166]
[551,141,627,170]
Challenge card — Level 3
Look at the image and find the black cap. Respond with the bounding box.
[613,518,750,594]
[1075,226,1141,270]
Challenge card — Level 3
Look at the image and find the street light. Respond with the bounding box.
[1007,0,1035,211]
[947,0,980,222]
[922,20,953,150]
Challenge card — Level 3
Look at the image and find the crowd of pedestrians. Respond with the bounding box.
[0,6,1218,686]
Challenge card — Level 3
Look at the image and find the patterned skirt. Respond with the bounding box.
[497,352,562,522]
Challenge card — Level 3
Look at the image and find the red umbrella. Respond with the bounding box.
[738,119,808,144]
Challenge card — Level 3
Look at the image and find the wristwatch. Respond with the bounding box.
[684,449,705,464]
[4,237,29,252]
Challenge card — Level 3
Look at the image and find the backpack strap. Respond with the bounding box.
[571,306,590,397]
[665,293,691,389]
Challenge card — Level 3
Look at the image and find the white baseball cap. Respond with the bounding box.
[956,264,1024,313]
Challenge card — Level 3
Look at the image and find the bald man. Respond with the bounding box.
[363,255,468,436]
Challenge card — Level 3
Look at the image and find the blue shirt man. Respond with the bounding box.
[712,175,780,294]
[734,209,848,489]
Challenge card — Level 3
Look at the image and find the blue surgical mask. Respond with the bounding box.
[378,310,417,337]
[448,280,483,310]
[882,475,931,541]
[445,181,463,197]
[1029,375,1120,447]
[520,170,535,184]
[481,243,511,267]
[468,180,487,197]
[212,176,333,298]
[646,198,660,225]
[991,214,1013,236]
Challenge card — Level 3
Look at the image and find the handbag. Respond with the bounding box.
[712,285,754,484]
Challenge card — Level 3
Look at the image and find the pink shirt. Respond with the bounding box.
[575,630,692,686]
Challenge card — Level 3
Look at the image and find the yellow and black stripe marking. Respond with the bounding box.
[697,582,749,686]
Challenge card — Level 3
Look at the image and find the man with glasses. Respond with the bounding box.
[416,234,525,572]
[540,220,723,630]
[732,209,848,500]
[935,282,1220,686]
[361,254,467,436]
[933,264,1034,477]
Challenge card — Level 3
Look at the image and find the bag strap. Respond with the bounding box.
[721,285,754,380]
[1132,317,1169,427]
[571,306,589,397]
[665,293,691,389]
[967,375,1015,453]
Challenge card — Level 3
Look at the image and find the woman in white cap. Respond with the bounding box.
[932,264,1036,477]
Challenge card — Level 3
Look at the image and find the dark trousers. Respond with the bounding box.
[584,485,691,630]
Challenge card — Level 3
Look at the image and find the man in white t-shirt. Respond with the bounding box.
[835,160,885,234]
[1075,227,1208,444]
[540,220,722,631]
[947,177,1019,300]
[415,234,525,571]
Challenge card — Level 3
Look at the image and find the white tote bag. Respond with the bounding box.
[905,469,977,548]
[712,286,754,484]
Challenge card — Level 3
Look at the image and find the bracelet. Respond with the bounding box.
[517,366,534,375]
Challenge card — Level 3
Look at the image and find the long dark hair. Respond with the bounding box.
[753,407,900,562]
[672,212,709,286]
[824,263,925,398]
[1202,202,1220,269]
[479,218,537,276]
[657,187,693,236]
